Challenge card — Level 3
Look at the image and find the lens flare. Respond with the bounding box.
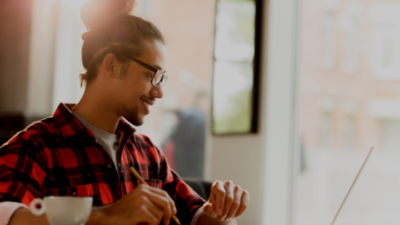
[59,0,89,8]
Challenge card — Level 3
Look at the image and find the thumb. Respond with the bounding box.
[203,202,217,218]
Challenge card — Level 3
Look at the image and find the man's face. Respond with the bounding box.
[113,40,166,126]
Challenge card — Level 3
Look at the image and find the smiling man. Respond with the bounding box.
[0,0,249,225]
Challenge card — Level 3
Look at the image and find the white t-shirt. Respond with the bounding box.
[73,112,120,181]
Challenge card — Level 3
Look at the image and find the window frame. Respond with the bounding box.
[211,0,264,135]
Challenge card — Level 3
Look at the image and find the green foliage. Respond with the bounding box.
[216,0,256,63]
[213,89,252,134]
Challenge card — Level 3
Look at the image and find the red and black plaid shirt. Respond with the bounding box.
[0,103,205,224]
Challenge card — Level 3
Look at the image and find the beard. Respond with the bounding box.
[118,104,143,126]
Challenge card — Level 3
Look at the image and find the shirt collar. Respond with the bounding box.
[53,103,136,140]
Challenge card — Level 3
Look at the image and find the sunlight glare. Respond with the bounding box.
[59,0,89,8]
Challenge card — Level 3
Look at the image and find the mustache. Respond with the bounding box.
[141,96,156,102]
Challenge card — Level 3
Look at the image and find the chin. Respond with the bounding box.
[118,105,144,126]
[124,115,144,126]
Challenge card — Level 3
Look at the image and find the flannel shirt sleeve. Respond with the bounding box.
[0,135,47,206]
[158,147,205,225]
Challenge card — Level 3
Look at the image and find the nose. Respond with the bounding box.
[150,84,163,99]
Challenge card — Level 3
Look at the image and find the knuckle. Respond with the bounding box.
[226,195,234,203]
[225,180,233,185]
[140,204,147,212]
[212,180,222,187]
[138,186,148,194]
[137,196,145,204]
[211,183,218,190]
[140,195,148,203]
[161,197,169,205]
[244,190,250,198]
[233,199,241,207]
[162,191,171,199]
[218,188,226,195]
[161,198,171,213]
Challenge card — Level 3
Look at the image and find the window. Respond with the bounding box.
[343,115,356,149]
[320,0,339,70]
[340,2,362,75]
[343,100,357,150]
[212,0,261,134]
[321,112,333,147]
[370,4,400,80]
[295,1,400,224]
[382,119,400,152]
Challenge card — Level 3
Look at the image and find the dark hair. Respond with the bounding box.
[80,0,165,86]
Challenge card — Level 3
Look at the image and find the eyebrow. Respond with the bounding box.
[152,64,166,73]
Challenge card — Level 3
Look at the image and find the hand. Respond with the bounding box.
[97,184,177,225]
[203,180,249,222]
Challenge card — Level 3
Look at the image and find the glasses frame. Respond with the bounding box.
[126,56,168,87]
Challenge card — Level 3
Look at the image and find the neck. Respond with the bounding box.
[72,88,120,134]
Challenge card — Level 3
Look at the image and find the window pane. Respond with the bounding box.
[295,1,400,224]
[212,0,257,134]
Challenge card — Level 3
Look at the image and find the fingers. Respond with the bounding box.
[225,185,243,220]
[145,185,177,215]
[138,206,159,225]
[210,181,226,217]
[220,181,234,220]
[233,190,250,218]
[139,197,164,225]
[127,185,176,225]
[141,186,175,223]
[202,202,216,218]
[209,180,250,221]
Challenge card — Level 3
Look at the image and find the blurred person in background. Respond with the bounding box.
[0,0,249,225]
[163,91,208,179]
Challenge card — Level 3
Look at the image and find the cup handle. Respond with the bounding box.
[30,198,45,216]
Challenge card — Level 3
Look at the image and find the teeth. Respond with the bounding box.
[143,101,150,107]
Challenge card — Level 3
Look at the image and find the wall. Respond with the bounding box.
[0,0,32,114]
[208,0,300,224]
[210,136,264,224]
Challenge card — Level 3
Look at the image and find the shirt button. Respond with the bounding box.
[72,192,76,196]
[107,163,112,168]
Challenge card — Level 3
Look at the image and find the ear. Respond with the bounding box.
[102,53,118,78]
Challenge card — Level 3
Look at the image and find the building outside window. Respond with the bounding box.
[295,1,400,224]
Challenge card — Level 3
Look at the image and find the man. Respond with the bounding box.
[0,2,249,225]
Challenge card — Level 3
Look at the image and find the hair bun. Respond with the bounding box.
[81,0,135,30]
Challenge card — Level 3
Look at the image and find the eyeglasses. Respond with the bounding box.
[127,57,168,87]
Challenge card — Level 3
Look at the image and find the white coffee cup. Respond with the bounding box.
[30,196,93,225]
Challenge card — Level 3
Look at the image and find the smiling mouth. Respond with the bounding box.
[140,98,155,114]
[142,100,151,108]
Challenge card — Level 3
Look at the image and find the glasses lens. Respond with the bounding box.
[160,74,168,86]
[152,70,164,86]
